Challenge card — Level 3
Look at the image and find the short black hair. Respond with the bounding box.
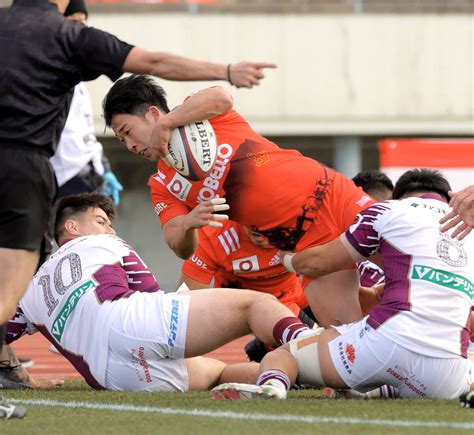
[352,170,394,198]
[102,74,170,127]
[392,168,451,202]
[54,193,116,242]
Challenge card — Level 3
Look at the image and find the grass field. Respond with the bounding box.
[2,381,473,434]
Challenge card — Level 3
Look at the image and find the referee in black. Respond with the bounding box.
[0,0,274,418]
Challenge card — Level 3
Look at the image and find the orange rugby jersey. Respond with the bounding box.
[182,221,308,310]
[149,108,373,251]
[149,109,326,242]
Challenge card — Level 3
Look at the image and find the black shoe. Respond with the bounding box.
[0,396,27,419]
[0,365,31,390]
[459,391,474,408]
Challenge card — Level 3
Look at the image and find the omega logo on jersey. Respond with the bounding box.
[197,143,233,203]
[232,255,259,275]
[167,173,192,201]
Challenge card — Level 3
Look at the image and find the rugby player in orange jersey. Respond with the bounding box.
[102,75,375,327]
[178,220,316,361]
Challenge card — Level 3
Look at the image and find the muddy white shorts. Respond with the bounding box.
[104,291,190,392]
[328,317,472,399]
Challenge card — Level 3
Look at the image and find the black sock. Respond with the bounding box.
[0,324,5,354]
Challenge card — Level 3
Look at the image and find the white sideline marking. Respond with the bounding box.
[10,398,474,430]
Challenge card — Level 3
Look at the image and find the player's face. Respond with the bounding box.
[75,207,116,236]
[111,112,159,162]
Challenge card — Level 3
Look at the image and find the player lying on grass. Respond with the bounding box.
[211,169,474,400]
[3,193,312,392]
[103,75,376,330]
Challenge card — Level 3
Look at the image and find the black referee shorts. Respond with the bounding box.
[0,145,57,251]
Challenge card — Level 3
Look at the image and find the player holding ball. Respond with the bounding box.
[102,74,376,328]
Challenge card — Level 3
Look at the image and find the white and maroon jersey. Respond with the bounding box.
[6,234,160,388]
[342,194,474,358]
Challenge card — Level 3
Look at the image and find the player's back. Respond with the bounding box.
[366,195,473,358]
[20,234,142,387]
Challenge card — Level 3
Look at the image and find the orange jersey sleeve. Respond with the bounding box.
[148,170,191,226]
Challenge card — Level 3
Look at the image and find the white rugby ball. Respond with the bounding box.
[168,120,217,181]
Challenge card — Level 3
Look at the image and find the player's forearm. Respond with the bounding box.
[164,216,199,259]
[160,87,232,130]
[286,248,333,277]
[141,50,227,81]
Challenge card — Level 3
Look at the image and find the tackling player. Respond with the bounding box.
[102,75,376,328]
[178,219,315,361]
[4,193,312,392]
[212,169,474,400]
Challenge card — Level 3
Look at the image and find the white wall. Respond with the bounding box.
[87,13,473,136]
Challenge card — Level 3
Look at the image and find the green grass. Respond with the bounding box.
[2,381,473,434]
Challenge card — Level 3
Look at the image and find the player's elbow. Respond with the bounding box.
[208,87,233,114]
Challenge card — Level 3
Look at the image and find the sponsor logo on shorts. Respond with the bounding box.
[167,173,192,201]
[197,143,233,203]
[138,346,153,383]
[154,202,168,216]
[345,344,356,365]
[168,299,180,347]
[191,254,208,269]
[130,347,152,384]
[232,255,259,275]
[412,264,473,299]
[338,341,352,374]
[51,280,96,342]
[386,366,426,398]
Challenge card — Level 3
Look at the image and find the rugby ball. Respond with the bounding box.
[168,120,217,180]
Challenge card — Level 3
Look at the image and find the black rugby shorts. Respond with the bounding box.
[0,145,57,250]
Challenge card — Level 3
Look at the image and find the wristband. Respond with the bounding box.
[283,253,296,273]
[227,64,234,86]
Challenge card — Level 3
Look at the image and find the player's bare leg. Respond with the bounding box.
[185,356,259,391]
[212,328,348,400]
[0,248,39,324]
[184,288,310,357]
[304,269,362,327]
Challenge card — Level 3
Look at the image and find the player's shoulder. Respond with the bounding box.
[81,234,131,252]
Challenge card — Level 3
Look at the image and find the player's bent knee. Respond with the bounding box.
[289,328,325,387]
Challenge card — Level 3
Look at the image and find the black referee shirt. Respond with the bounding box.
[0,0,134,156]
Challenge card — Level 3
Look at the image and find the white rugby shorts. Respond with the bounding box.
[104,291,191,392]
[328,317,472,399]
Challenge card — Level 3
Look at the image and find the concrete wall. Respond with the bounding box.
[87,13,473,135]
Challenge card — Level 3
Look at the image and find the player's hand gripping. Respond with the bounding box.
[149,117,174,166]
[183,196,229,230]
[439,186,474,240]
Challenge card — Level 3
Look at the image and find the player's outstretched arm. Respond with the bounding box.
[279,236,358,277]
[163,197,229,259]
[440,186,474,240]
[122,48,276,87]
